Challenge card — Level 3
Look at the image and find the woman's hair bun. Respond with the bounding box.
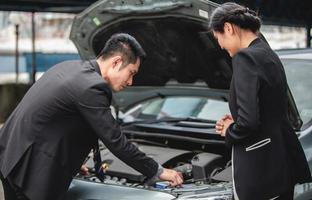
[209,2,261,33]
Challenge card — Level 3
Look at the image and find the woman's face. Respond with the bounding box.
[213,23,240,57]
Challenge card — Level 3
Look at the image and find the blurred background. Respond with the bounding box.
[0,12,308,83]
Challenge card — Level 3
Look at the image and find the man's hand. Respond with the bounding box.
[159,168,183,187]
[216,114,234,137]
[80,165,89,176]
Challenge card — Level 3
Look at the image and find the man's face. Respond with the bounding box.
[107,57,140,92]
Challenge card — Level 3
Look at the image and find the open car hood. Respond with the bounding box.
[70,0,302,130]
[70,0,232,89]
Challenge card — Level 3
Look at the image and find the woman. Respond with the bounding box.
[209,2,311,200]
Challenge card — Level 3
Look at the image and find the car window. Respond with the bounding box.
[281,59,312,125]
[124,96,230,122]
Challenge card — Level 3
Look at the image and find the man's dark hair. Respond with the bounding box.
[209,2,261,33]
[97,33,146,67]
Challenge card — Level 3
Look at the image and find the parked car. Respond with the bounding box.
[277,49,312,200]
[67,0,312,199]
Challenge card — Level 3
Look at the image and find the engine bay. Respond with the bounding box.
[80,141,232,193]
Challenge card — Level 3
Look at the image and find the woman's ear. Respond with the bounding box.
[224,22,235,35]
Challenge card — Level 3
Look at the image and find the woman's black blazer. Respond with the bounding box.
[226,38,311,200]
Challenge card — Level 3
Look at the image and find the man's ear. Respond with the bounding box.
[111,55,123,70]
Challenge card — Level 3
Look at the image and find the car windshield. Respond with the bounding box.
[123,58,312,127]
[281,58,312,126]
[122,97,230,123]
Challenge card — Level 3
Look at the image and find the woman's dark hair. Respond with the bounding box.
[97,33,146,66]
[209,2,261,33]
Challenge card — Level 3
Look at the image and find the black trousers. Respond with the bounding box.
[0,172,29,200]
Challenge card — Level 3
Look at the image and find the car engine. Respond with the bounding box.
[82,143,229,189]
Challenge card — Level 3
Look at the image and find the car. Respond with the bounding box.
[67,0,312,199]
[276,49,312,200]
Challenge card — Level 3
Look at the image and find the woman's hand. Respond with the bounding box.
[80,165,90,176]
[216,114,234,137]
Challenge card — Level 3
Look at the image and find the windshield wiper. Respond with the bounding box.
[122,116,216,127]
[128,138,168,147]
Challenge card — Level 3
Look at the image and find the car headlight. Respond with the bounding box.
[196,196,232,200]
[182,196,232,200]
[178,190,232,200]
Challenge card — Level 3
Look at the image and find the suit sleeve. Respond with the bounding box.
[226,51,261,146]
[77,82,158,178]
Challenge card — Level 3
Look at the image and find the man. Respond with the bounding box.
[0,33,183,200]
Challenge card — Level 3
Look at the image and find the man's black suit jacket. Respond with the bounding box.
[0,60,158,200]
[226,38,311,200]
